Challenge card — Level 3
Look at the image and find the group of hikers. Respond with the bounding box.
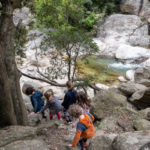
[24,81,95,150]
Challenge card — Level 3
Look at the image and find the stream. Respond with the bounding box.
[78,56,140,85]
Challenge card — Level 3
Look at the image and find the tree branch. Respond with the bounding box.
[88,83,101,91]
[20,71,66,87]
[20,70,101,92]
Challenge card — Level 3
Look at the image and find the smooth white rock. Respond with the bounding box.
[115,44,150,60]
[126,70,135,81]
[118,76,127,82]
[96,83,109,90]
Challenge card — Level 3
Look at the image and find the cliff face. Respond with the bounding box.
[94,0,150,61]
[94,14,150,59]
[120,0,150,23]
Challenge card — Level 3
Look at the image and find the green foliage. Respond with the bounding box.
[40,28,98,80]
[82,0,120,29]
[33,0,122,82]
[33,0,100,81]
[33,0,120,30]
[82,12,96,29]
[34,0,85,28]
[88,0,120,14]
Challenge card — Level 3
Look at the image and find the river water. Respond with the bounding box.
[79,56,139,84]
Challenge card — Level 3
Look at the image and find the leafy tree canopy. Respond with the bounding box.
[33,0,99,82]
[34,0,85,29]
[34,0,120,30]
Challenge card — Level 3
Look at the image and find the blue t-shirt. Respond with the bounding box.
[62,89,77,110]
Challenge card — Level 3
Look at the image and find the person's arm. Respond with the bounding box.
[72,129,82,147]
[40,103,49,113]
[31,96,38,113]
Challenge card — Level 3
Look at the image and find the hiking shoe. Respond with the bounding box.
[84,147,88,150]
[64,120,72,125]
[64,120,68,124]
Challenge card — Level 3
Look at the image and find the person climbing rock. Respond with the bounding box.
[24,86,46,119]
[62,81,77,124]
[68,104,95,150]
[41,89,63,120]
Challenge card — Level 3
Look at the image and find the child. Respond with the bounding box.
[76,91,91,113]
[62,81,77,124]
[41,89,63,120]
[72,91,91,128]
[25,87,45,116]
[68,104,95,150]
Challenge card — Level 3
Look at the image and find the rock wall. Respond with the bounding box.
[94,14,150,60]
[120,0,150,23]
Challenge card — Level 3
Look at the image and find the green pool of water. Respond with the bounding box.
[78,56,132,85]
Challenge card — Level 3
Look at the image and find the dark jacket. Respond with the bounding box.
[31,91,44,113]
[41,97,63,115]
[62,89,77,110]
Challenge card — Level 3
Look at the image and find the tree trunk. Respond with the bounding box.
[0,0,27,127]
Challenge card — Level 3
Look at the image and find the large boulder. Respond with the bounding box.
[88,133,117,150]
[96,107,142,133]
[94,14,150,58]
[115,45,150,60]
[28,114,42,126]
[109,87,125,96]
[0,126,37,147]
[112,130,150,150]
[140,108,150,120]
[138,79,150,87]
[133,119,150,131]
[120,0,150,23]
[118,82,147,97]
[0,139,49,150]
[91,90,127,119]
[0,122,63,150]
[129,88,150,109]
[98,116,123,133]
[89,130,150,150]
[134,66,150,83]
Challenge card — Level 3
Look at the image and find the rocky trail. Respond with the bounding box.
[37,117,78,150]
[38,125,69,150]
[0,118,79,150]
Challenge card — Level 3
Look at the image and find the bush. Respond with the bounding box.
[82,12,97,29]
